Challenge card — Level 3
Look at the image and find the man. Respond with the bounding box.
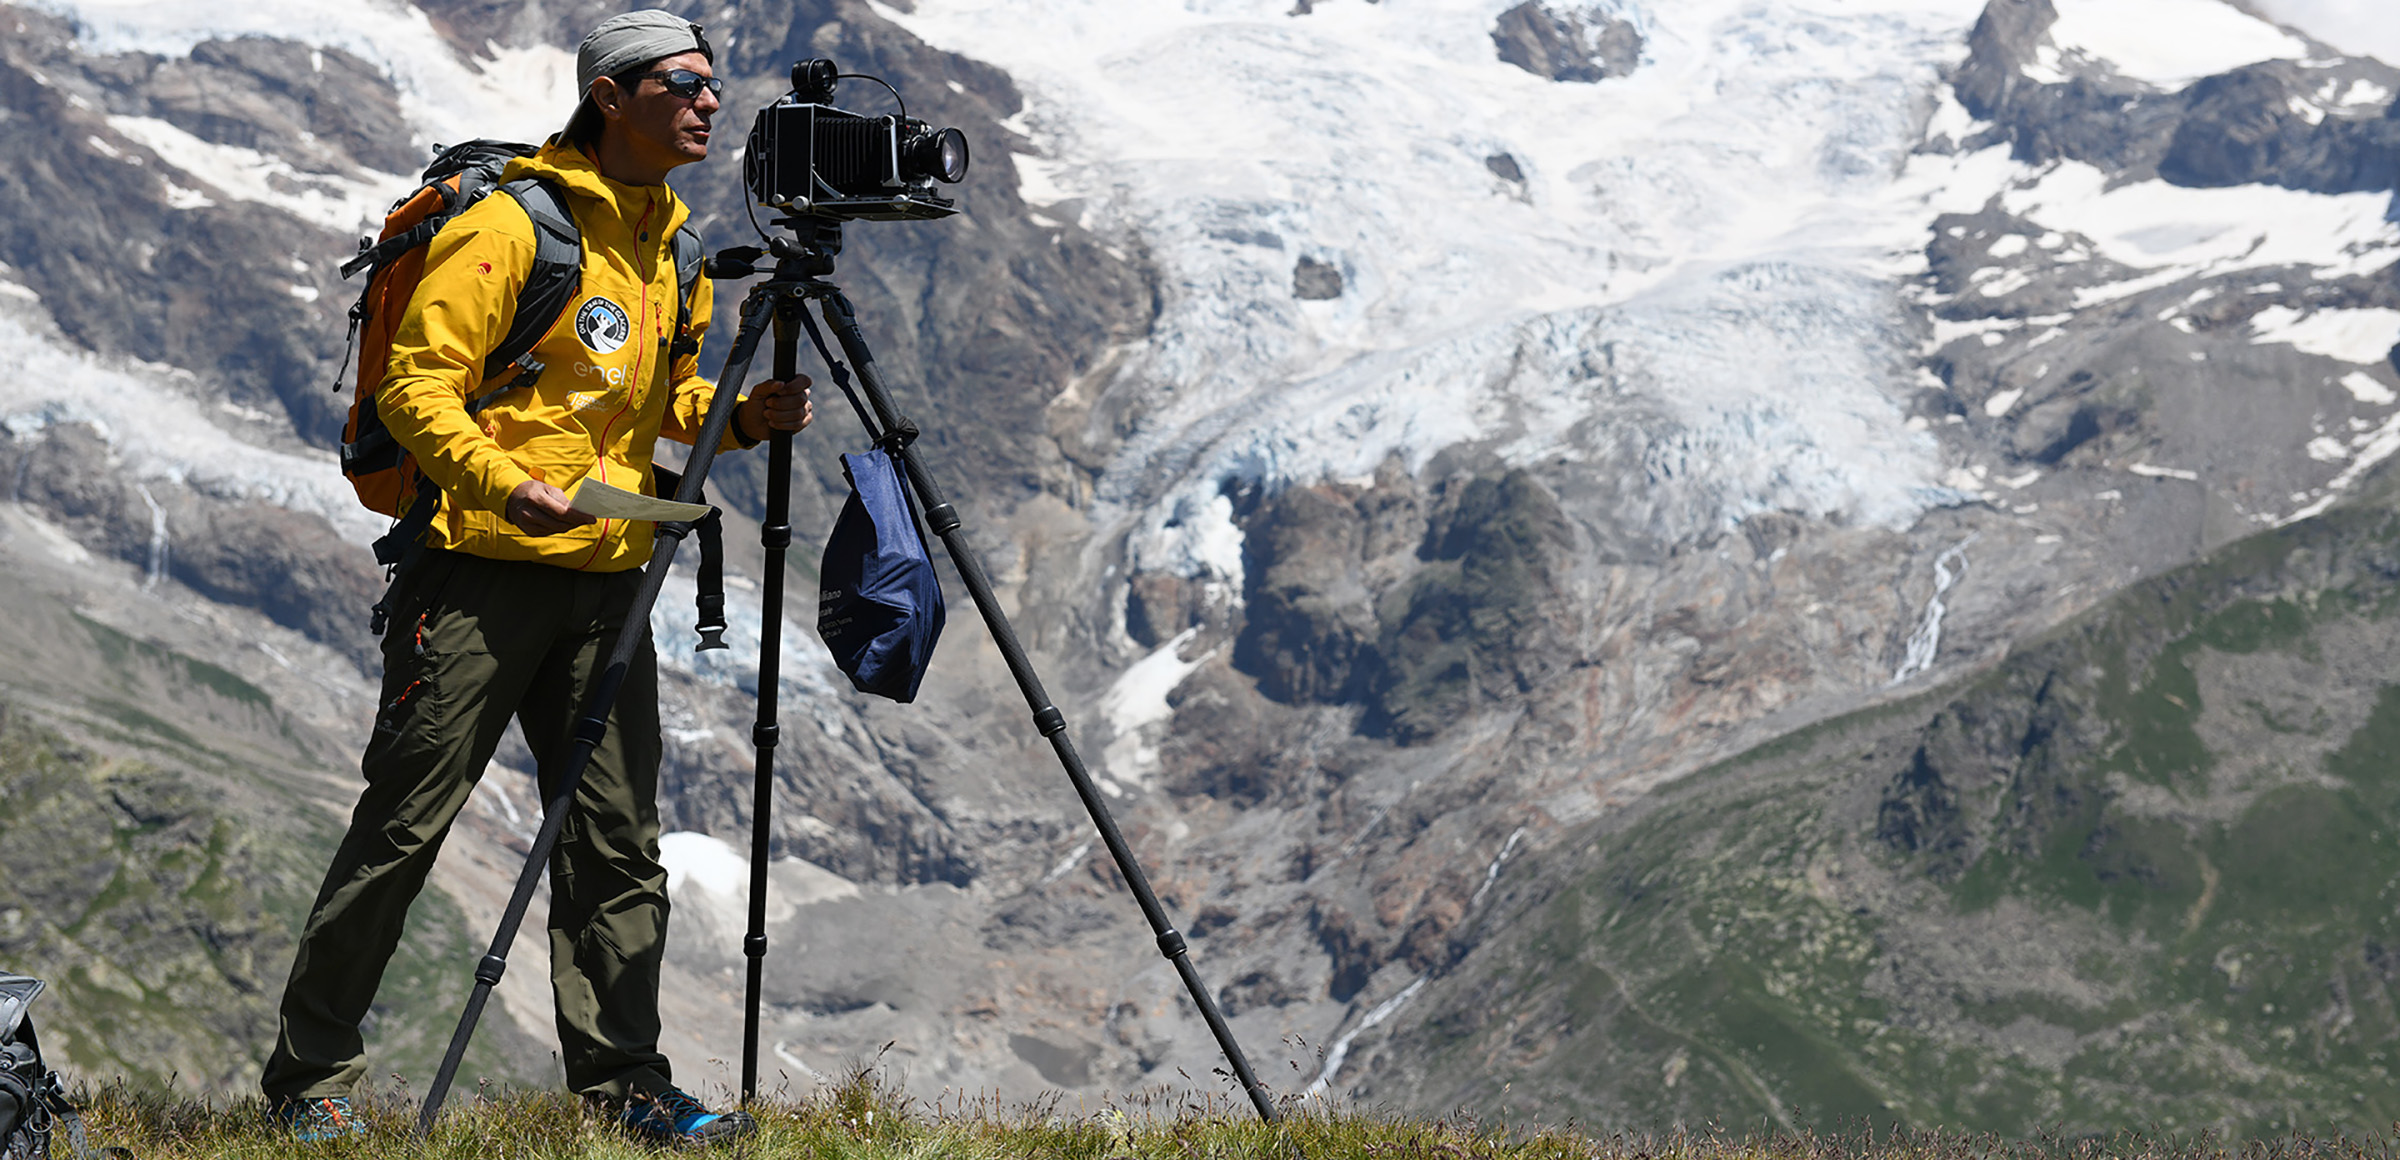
[261,11,806,1145]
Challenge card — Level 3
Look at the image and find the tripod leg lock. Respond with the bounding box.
[762,522,791,551]
[574,716,609,747]
[1032,706,1067,737]
[1155,929,1188,959]
[474,955,507,987]
[744,934,768,958]
[752,722,780,748]
[924,503,960,536]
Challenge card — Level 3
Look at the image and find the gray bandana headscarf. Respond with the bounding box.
[576,10,713,98]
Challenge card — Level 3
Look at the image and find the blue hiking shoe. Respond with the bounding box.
[273,1095,366,1142]
[620,1086,756,1146]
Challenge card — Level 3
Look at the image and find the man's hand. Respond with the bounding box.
[505,479,597,536]
[737,374,814,443]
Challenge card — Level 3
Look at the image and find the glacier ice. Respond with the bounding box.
[878,0,1995,596]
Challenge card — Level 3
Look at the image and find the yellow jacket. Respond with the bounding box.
[381,141,746,571]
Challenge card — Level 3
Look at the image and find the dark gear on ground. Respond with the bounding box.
[1,973,96,1160]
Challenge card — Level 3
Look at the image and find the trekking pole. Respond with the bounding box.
[737,295,802,1101]
[788,274,1284,1124]
[416,282,777,1136]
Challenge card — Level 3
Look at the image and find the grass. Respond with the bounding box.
[59,1066,2400,1160]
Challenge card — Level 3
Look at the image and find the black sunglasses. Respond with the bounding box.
[626,69,723,99]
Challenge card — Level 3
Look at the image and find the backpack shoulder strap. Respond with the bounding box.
[484,177,583,393]
[670,224,705,361]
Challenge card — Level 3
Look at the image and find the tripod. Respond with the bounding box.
[716,218,1282,1122]
[417,217,1281,1131]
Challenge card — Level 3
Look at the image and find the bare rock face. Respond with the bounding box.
[2162,64,2400,192]
[1292,255,1344,300]
[1231,469,1420,705]
[4,423,382,667]
[1369,471,1576,742]
[1491,2,1643,84]
[1950,0,2400,193]
[145,38,419,174]
[0,14,397,446]
[1227,464,1577,742]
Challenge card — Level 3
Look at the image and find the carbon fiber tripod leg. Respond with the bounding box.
[792,285,1283,1123]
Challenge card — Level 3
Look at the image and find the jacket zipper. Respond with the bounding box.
[575,196,657,571]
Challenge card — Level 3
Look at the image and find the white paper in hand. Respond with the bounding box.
[565,476,713,522]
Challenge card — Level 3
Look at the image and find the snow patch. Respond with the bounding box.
[2341,371,2398,406]
[1101,628,1208,736]
[2252,1,2400,70]
[659,831,747,897]
[2340,79,2394,108]
[2047,0,2310,89]
[1099,628,1211,785]
[2250,306,2400,364]
[106,116,410,233]
[1996,162,2400,306]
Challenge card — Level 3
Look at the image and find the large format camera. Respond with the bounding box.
[744,58,969,222]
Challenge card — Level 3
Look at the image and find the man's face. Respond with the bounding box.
[597,50,719,173]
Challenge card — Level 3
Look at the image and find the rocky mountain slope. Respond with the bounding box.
[1356,477,2400,1138]
[0,0,2395,1127]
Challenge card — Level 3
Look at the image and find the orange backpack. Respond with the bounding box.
[332,139,703,632]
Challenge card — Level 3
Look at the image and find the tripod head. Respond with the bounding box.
[706,216,845,282]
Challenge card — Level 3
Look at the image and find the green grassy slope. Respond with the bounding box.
[1375,497,2400,1136]
[0,585,548,1094]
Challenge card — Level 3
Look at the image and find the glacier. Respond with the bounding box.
[875,0,2400,610]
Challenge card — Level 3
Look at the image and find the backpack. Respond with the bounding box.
[818,449,946,702]
[0,973,90,1160]
[333,139,706,569]
[331,139,714,638]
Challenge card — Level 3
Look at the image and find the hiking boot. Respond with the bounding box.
[620,1086,756,1145]
[273,1095,366,1141]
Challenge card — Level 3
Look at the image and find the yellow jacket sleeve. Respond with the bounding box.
[658,273,750,451]
[380,214,542,514]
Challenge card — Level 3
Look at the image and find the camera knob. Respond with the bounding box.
[792,58,839,102]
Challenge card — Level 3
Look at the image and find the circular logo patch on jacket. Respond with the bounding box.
[575,297,633,355]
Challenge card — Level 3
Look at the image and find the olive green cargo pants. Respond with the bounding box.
[262,549,675,1102]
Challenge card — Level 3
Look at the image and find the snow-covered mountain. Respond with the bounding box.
[3,0,2397,1125]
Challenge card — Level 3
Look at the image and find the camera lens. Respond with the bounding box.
[902,126,970,184]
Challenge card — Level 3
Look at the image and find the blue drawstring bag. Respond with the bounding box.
[819,449,946,702]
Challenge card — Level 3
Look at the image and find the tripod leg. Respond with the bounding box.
[740,299,802,1101]
[416,284,777,1136]
[806,289,1283,1123]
